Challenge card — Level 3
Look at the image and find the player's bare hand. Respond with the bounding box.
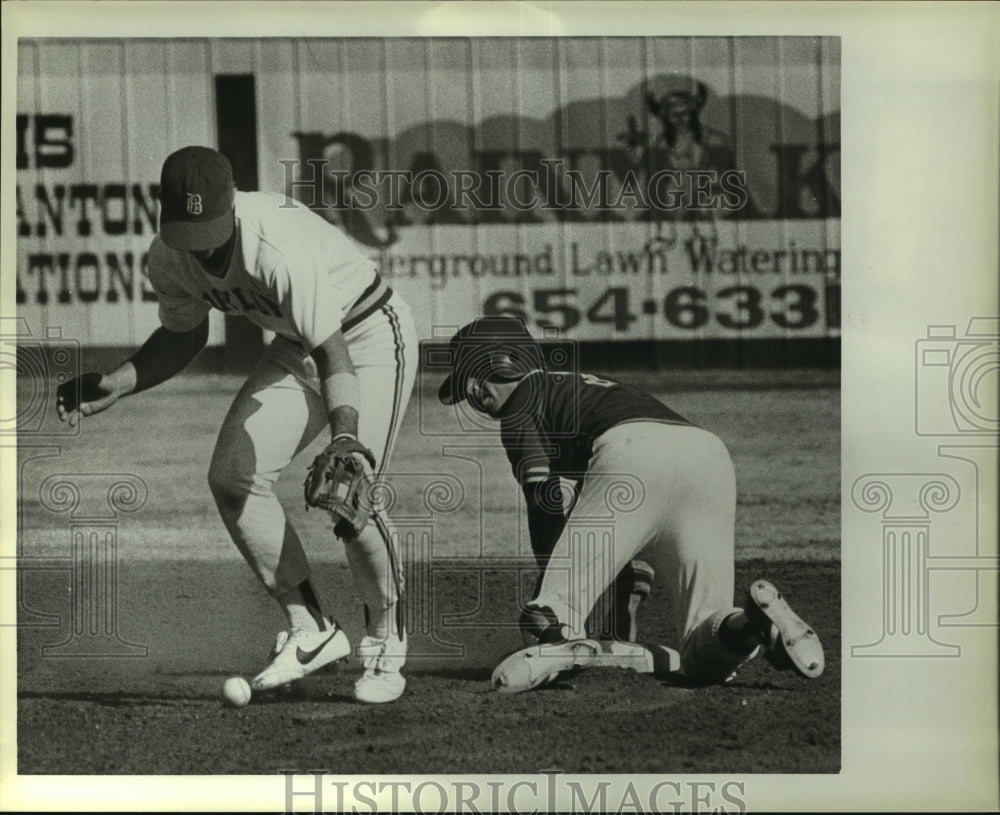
[55,372,121,426]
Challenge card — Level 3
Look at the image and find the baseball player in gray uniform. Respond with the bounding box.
[56,146,416,704]
[437,316,824,692]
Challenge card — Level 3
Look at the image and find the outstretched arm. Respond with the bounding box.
[309,328,362,443]
[56,318,209,426]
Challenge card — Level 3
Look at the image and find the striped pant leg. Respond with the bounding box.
[341,295,418,636]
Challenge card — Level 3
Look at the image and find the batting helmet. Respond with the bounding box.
[437,316,545,406]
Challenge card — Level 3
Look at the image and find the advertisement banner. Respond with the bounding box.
[16,36,840,348]
[372,220,839,340]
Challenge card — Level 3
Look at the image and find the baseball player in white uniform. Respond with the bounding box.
[436,317,825,693]
[56,146,416,704]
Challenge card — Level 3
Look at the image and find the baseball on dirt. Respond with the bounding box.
[221,676,252,708]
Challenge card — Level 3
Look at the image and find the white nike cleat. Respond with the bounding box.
[250,619,350,691]
[745,579,825,679]
[353,634,406,704]
[491,639,601,694]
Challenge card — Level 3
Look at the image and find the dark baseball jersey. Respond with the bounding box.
[498,370,692,561]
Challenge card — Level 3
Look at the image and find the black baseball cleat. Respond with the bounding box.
[745,579,824,679]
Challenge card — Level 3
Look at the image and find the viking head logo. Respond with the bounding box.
[648,81,709,146]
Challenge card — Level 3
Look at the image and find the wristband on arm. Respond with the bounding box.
[321,372,361,413]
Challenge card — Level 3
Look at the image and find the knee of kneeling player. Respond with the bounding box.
[519,604,567,646]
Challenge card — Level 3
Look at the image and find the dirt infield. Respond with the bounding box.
[15,372,840,775]
[18,559,838,775]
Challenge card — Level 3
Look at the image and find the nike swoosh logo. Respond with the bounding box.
[296,630,339,665]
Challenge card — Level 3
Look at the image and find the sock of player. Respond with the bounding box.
[363,600,403,641]
[278,579,326,633]
[344,519,404,641]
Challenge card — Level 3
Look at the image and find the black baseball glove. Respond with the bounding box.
[304,437,377,540]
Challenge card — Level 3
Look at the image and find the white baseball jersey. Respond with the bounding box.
[146,191,381,350]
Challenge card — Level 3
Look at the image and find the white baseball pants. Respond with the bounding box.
[207,294,417,618]
[531,421,751,682]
